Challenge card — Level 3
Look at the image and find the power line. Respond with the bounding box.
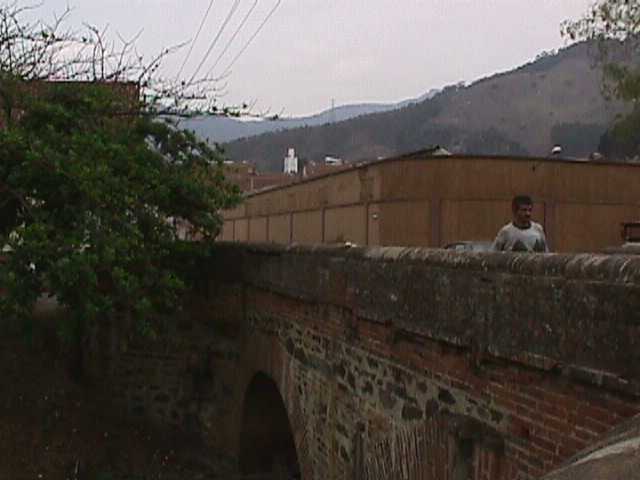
[204,0,259,79]
[220,0,281,78]
[175,0,216,80]
[188,0,242,84]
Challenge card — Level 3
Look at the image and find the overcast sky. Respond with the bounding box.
[32,0,593,117]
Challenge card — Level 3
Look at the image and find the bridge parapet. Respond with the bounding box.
[212,242,640,393]
[97,242,640,479]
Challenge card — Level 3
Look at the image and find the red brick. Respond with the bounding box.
[542,414,571,435]
[530,435,558,455]
[508,416,533,439]
[577,403,617,426]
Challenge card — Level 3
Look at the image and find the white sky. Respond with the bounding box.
[32,0,593,116]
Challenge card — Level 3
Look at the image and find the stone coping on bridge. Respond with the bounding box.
[230,242,640,283]
[210,242,640,398]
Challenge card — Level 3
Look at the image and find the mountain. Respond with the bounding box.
[222,42,631,173]
[179,89,439,144]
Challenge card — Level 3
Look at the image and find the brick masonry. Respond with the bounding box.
[92,243,640,480]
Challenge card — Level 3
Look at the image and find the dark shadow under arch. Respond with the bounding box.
[239,372,301,479]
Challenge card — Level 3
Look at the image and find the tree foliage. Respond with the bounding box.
[550,122,607,157]
[598,106,640,158]
[563,1,640,158]
[0,3,240,342]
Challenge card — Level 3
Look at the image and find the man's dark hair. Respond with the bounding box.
[512,195,533,212]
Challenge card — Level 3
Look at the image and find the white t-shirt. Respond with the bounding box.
[492,221,549,252]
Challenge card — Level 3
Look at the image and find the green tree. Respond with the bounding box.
[564,1,640,101]
[550,122,607,157]
[563,1,640,157]
[0,4,240,354]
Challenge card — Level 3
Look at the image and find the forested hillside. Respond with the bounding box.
[180,89,438,144]
[224,42,627,172]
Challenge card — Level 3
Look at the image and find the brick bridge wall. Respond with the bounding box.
[95,244,640,480]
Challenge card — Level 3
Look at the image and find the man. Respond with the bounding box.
[492,195,549,252]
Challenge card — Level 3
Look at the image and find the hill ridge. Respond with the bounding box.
[223,41,628,172]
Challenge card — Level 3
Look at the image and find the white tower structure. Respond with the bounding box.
[283,147,299,174]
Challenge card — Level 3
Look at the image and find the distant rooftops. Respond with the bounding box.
[233,148,640,198]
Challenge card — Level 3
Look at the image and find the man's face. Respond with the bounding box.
[514,203,532,227]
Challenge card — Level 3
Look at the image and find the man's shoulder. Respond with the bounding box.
[497,222,515,233]
[530,221,545,232]
[497,222,520,236]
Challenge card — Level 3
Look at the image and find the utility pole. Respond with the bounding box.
[330,98,336,124]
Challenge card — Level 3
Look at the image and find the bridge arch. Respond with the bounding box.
[238,371,301,478]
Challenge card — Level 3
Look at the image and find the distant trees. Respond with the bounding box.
[564,1,640,158]
[535,49,558,61]
[550,123,607,157]
[598,108,640,159]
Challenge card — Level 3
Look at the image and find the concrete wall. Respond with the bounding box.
[95,244,640,479]
[222,154,640,252]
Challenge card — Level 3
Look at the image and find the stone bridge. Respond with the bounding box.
[96,244,640,479]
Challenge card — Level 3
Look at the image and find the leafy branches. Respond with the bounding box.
[563,1,640,42]
[0,2,242,347]
[563,1,640,100]
[0,1,246,116]
[0,84,240,333]
[563,1,640,158]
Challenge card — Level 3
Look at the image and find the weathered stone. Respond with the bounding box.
[367,357,379,369]
[490,408,504,424]
[379,388,397,410]
[362,381,374,395]
[285,338,295,355]
[292,346,309,365]
[347,372,356,390]
[93,243,640,480]
[402,404,423,421]
[425,399,440,417]
[438,388,457,406]
[339,445,350,464]
[334,362,346,378]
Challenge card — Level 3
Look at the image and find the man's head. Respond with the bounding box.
[511,195,533,228]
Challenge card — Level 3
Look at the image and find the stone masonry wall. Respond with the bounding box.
[95,243,640,480]
[214,243,640,480]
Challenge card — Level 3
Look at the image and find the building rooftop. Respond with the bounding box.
[239,149,640,198]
